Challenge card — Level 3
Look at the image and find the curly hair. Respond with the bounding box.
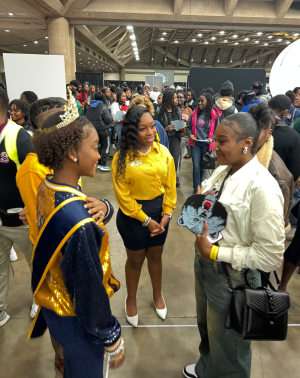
[127,95,155,115]
[157,89,181,124]
[32,112,92,170]
[115,106,151,180]
[220,86,234,97]
[22,91,38,104]
[9,99,30,120]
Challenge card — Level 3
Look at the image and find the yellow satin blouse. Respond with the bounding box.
[111,142,177,222]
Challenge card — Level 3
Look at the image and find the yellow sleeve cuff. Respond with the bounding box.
[162,204,174,215]
[136,210,148,223]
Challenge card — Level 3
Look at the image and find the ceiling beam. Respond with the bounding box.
[117,28,148,55]
[0,21,46,29]
[101,27,126,46]
[176,47,182,68]
[113,30,128,54]
[173,0,184,15]
[264,52,275,69]
[239,49,249,68]
[151,28,159,45]
[153,44,189,67]
[13,0,47,19]
[275,0,294,18]
[200,48,207,66]
[97,26,118,41]
[181,30,198,45]
[226,48,236,66]
[189,47,195,65]
[230,49,276,67]
[75,25,125,67]
[107,31,127,50]
[213,48,222,67]
[224,0,239,16]
[167,29,178,45]
[151,47,154,68]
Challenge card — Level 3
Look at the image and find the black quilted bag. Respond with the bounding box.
[222,263,290,341]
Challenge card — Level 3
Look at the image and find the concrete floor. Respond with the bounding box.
[1,158,300,378]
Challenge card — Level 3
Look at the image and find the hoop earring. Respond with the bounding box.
[243,147,248,154]
[74,158,77,162]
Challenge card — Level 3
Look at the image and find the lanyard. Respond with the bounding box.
[216,170,232,201]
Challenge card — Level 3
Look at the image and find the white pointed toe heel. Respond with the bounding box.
[154,294,167,320]
[125,296,138,327]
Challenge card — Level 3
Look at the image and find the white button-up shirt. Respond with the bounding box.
[201,156,285,272]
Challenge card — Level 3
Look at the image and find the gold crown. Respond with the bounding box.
[39,86,80,134]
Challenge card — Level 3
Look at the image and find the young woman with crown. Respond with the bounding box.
[28,91,126,378]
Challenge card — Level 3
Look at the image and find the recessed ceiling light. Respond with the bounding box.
[257,32,263,35]
[45,51,48,53]
[233,35,238,38]
[268,36,273,39]
[160,37,164,40]
[127,26,133,30]
[192,39,196,41]
[78,53,81,54]
[88,57,90,59]
[277,38,282,42]
[205,41,209,44]
[88,62,90,64]
[45,36,48,39]
[293,33,299,36]
[286,41,291,44]
[8,13,13,16]
[34,41,38,44]
[198,33,202,37]
[133,47,138,51]
[174,40,178,43]
[264,43,268,46]
[132,42,137,46]
[211,37,216,40]
[130,35,136,40]
[245,38,249,41]
[5,30,9,32]
[255,40,259,43]
[80,63,82,64]
[220,31,225,34]
[224,40,228,42]
[136,57,140,60]
[235,42,239,45]
[79,59,81,60]
[23,44,27,46]
[163,32,167,35]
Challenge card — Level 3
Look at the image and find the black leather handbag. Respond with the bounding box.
[222,263,290,341]
[201,151,216,170]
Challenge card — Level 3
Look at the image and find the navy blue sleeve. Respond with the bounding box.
[60,221,121,347]
[154,120,169,149]
[16,128,34,164]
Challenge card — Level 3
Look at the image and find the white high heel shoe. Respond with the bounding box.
[154,294,167,320]
[125,296,138,327]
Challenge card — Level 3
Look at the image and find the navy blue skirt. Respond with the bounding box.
[117,195,169,251]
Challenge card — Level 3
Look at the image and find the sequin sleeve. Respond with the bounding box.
[60,221,121,347]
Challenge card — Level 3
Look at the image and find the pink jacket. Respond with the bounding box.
[188,107,222,151]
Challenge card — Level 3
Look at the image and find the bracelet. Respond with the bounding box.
[162,213,172,219]
[106,337,125,357]
[142,216,151,227]
[210,245,219,261]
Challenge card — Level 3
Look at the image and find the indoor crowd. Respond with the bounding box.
[1,78,300,378]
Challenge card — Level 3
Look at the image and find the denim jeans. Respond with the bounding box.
[194,246,261,378]
[115,122,123,147]
[191,142,208,193]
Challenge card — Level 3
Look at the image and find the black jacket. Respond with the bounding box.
[21,119,35,133]
[85,103,113,132]
[273,121,300,181]
[154,106,182,138]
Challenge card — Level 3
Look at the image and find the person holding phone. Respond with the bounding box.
[187,93,221,193]
[154,89,182,186]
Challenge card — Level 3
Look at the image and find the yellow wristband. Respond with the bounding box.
[210,245,219,261]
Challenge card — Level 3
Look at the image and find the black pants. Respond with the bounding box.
[168,136,180,177]
[97,129,110,166]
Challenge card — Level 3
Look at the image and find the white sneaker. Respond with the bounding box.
[30,298,39,319]
[0,311,10,327]
[183,364,198,378]
[10,247,18,262]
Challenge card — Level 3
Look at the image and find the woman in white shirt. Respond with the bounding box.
[183,103,285,378]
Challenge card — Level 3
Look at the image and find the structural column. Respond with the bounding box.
[47,17,72,83]
[120,67,125,81]
[69,25,76,81]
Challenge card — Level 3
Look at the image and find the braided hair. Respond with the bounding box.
[9,99,30,120]
[22,91,38,104]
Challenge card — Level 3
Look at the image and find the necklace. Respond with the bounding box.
[137,146,152,155]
